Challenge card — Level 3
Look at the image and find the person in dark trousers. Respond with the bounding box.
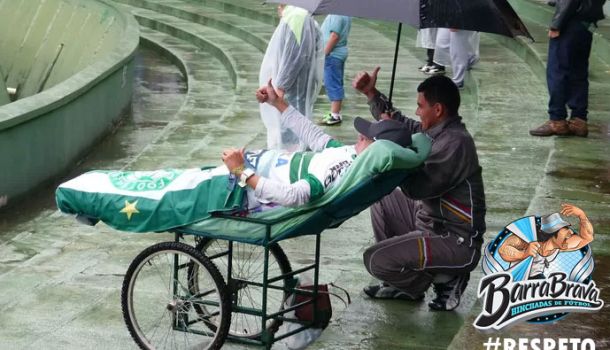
[352,68,486,311]
[529,0,606,137]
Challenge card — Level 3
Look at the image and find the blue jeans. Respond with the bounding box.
[547,20,593,121]
[324,56,345,102]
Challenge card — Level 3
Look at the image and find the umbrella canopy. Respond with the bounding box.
[266,0,532,40]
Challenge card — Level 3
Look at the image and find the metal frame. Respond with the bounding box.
[168,214,324,349]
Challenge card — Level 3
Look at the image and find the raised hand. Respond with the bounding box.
[352,66,380,97]
[560,203,585,219]
[255,85,269,103]
[255,79,288,112]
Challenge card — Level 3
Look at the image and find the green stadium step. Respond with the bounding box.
[118,0,272,51]
[113,1,269,168]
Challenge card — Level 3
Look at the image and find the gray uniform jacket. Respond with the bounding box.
[368,92,486,247]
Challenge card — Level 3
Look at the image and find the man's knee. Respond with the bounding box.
[363,243,408,279]
[363,244,377,275]
[363,243,394,279]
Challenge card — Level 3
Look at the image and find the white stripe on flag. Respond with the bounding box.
[59,167,230,201]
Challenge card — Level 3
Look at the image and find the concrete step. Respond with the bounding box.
[449,2,610,349]
[186,0,278,26]
[118,0,273,51]
[113,1,268,168]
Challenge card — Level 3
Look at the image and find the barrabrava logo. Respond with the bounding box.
[474,204,604,331]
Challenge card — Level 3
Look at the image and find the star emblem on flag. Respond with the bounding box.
[120,200,139,220]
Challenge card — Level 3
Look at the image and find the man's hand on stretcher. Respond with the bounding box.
[222,148,259,188]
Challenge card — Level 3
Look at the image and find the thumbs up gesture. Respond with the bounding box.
[256,79,288,112]
[352,66,380,98]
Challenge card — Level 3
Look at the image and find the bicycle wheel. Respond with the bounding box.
[190,238,292,339]
[121,241,231,350]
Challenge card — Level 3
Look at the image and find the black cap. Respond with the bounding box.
[353,117,412,147]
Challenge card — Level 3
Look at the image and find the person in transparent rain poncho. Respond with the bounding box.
[259,4,324,152]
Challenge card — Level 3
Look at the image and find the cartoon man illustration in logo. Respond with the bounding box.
[476,204,602,330]
[498,203,594,279]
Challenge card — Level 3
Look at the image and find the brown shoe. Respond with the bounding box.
[568,117,588,137]
[529,120,570,136]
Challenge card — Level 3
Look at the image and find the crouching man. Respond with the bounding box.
[354,69,486,311]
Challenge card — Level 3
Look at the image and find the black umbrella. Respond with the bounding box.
[266,0,533,100]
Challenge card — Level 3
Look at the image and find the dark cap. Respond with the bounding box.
[353,117,412,147]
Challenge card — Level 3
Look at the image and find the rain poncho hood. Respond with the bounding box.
[259,6,323,151]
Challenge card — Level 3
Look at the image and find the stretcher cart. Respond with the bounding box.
[61,136,431,350]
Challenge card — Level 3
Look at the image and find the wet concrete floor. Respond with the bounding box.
[1,1,610,348]
[0,46,188,349]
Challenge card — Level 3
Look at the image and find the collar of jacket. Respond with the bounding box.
[425,115,463,139]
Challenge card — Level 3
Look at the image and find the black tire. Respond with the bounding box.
[121,241,231,350]
[190,239,292,340]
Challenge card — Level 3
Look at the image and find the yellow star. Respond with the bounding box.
[120,200,139,220]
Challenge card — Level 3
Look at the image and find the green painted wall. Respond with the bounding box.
[0,67,9,106]
[0,0,139,203]
[0,0,130,99]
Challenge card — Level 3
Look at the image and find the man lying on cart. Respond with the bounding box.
[56,79,413,232]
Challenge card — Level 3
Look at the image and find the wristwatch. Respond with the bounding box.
[238,168,255,188]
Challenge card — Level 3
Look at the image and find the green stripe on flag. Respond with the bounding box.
[56,170,245,232]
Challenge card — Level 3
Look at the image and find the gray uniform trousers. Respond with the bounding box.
[363,188,481,297]
[434,29,480,85]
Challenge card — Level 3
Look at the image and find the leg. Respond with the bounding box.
[426,28,448,74]
[565,21,593,121]
[530,33,571,136]
[363,230,433,298]
[417,28,437,72]
[426,48,435,66]
[547,33,569,121]
[330,100,342,114]
[469,32,481,65]
[370,188,418,242]
[322,56,344,125]
[449,30,473,86]
[433,29,451,67]
[363,230,481,309]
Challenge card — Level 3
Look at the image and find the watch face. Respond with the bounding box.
[239,169,255,187]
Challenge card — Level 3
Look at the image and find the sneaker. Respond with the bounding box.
[568,117,588,137]
[363,282,424,301]
[419,64,434,73]
[529,120,570,136]
[454,81,464,89]
[425,64,445,75]
[428,273,470,311]
[319,113,342,125]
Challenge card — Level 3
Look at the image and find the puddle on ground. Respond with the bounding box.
[547,165,610,193]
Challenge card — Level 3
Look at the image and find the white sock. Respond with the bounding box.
[331,112,341,119]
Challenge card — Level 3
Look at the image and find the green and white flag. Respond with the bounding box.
[56,166,245,232]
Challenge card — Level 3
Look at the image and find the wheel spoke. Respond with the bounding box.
[194,240,291,339]
[122,242,229,350]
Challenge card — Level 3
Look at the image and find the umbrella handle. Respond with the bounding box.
[388,23,402,103]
